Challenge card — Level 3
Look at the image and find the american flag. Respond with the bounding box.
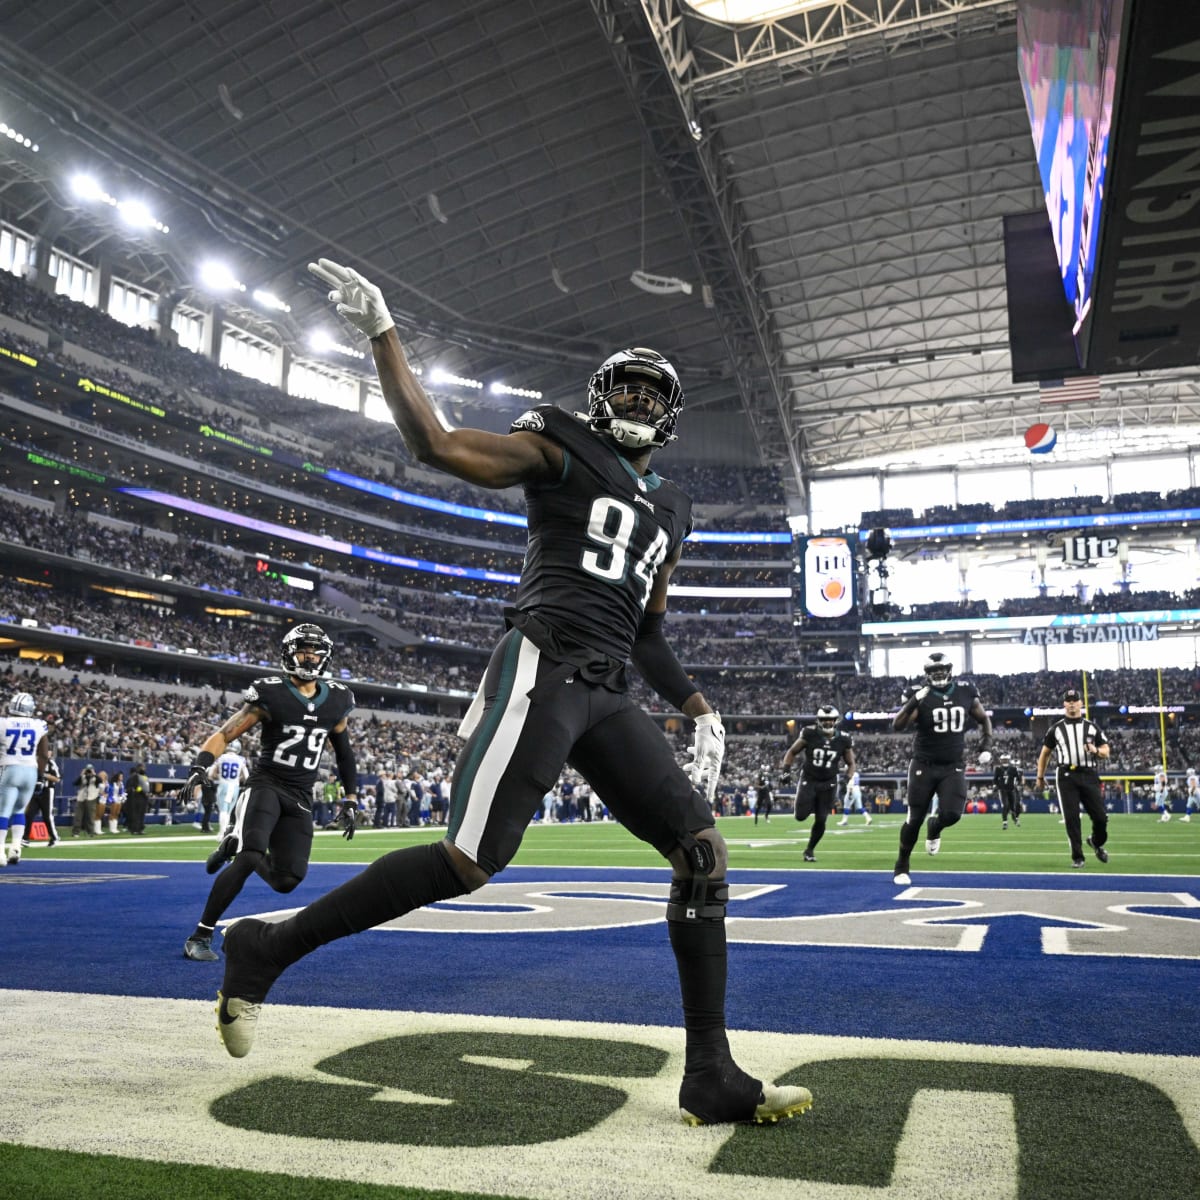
[1039,375,1101,404]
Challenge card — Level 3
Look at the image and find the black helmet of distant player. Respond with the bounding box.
[924,652,954,691]
[9,692,35,717]
[282,624,333,682]
[586,347,684,449]
[816,704,839,732]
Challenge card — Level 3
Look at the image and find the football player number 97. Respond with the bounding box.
[580,496,670,607]
[273,724,328,770]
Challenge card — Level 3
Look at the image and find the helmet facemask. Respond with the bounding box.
[924,654,953,690]
[816,705,839,732]
[586,348,683,449]
[282,624,333,682]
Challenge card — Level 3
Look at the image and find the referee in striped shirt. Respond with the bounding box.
[1035,688,1111,868]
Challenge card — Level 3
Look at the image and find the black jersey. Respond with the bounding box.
[242,675,355,792]
[993,763,1021,792]
[909,681,981,765]
[797,726,853,783]
[505,406,693,677]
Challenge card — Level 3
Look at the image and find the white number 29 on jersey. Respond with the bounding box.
[579,497,670,608]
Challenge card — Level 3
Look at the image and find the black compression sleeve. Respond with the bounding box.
[630,610,698,710]
[329,726,358,796]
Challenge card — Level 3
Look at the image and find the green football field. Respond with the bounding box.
[32,810,1200,876]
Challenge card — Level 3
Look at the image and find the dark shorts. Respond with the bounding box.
[906,759,967,816]
[452,628,712,874]
[233,777,314,882]
[794,777,837,821]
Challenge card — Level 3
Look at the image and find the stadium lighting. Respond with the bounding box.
[252,288,291,313]
[117,198,167,233]
[71,173,111,203]
[199,260,245,293]
[429,368,483,390]
[309,330,364,359]
[0,122,38,152]
[490,382,543,400]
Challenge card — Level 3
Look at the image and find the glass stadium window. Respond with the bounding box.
[809,474,877,533]
[957,467,1030,508]
[220,324,279,386]
[0,224,31,277]
[971,641,1043,676]
[48,249,93,304]
[363,383,390,423]
[109,278,158,329]
[1111,455,1188,497]
[1031,461,1107,501]
[1046,640,1123,672]
[172,306,205,355]
[883,470,954,516]
[287,359,359,411]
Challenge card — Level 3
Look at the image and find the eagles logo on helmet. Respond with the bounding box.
[585,347,684,449]
[282,624,333,682]
[924,652,954,690]
[816,704,839,731]
[9,692,35,717]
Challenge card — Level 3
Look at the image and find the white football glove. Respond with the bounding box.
[690,711,725,804]
[307,258,395,339]
[978,750,993,765]
[909,685,930,704]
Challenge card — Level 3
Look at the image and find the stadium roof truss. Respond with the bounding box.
[0,0,1194,504]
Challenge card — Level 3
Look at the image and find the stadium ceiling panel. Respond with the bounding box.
[0,0,1188,500]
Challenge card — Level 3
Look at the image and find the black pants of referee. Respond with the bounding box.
[1056,765,1106,861]
[23,784,58,843]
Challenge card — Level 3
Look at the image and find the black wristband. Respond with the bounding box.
[193,750,215,770]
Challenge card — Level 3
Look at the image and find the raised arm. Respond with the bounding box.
[308,260,561,490]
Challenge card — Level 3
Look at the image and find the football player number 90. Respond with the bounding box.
[273,724,329,770]
[580,497,670,607]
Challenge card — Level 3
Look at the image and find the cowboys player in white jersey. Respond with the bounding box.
[182,625,358,962]
[0,692,50,865]
[212,258,812,1130]
[208,738,250,836]
[1184,769,1199,822]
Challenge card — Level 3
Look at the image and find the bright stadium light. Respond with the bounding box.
[252,288,291,313]
[71,173,110,203]
[429,368,483,390]
[199,260,245,292]
[490,382,543,400]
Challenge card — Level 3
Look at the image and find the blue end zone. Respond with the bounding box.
[3,861,1196,1057]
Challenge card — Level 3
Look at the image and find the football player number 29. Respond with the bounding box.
[274,724,328,770]
[580,497,670,606]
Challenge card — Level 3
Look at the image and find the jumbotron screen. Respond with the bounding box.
[1017,0,1125,346]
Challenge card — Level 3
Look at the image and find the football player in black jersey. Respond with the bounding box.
[782,704,854,862]
[182,624,358,962]
[993,753,1022,829]
[210,258,812,1130]
[891,652,991,885]
[753,764,774,823]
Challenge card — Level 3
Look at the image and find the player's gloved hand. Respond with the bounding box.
[691,712,725,803]
[906,685,930,704]
[179,762,209,798]
[338,801,357,841]
[307,259,395,339]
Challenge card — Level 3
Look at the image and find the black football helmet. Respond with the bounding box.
[586,347,684,448]
[282,623,333,682]
[816,704,839,732]
[924,652,953,690]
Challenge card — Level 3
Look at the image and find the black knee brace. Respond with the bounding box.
[668,876,729,922]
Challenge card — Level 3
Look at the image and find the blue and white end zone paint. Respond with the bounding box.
[1,862,1198,1199]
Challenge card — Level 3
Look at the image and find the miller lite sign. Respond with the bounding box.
[1062,533,1121,566]
[801,536,856,618]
